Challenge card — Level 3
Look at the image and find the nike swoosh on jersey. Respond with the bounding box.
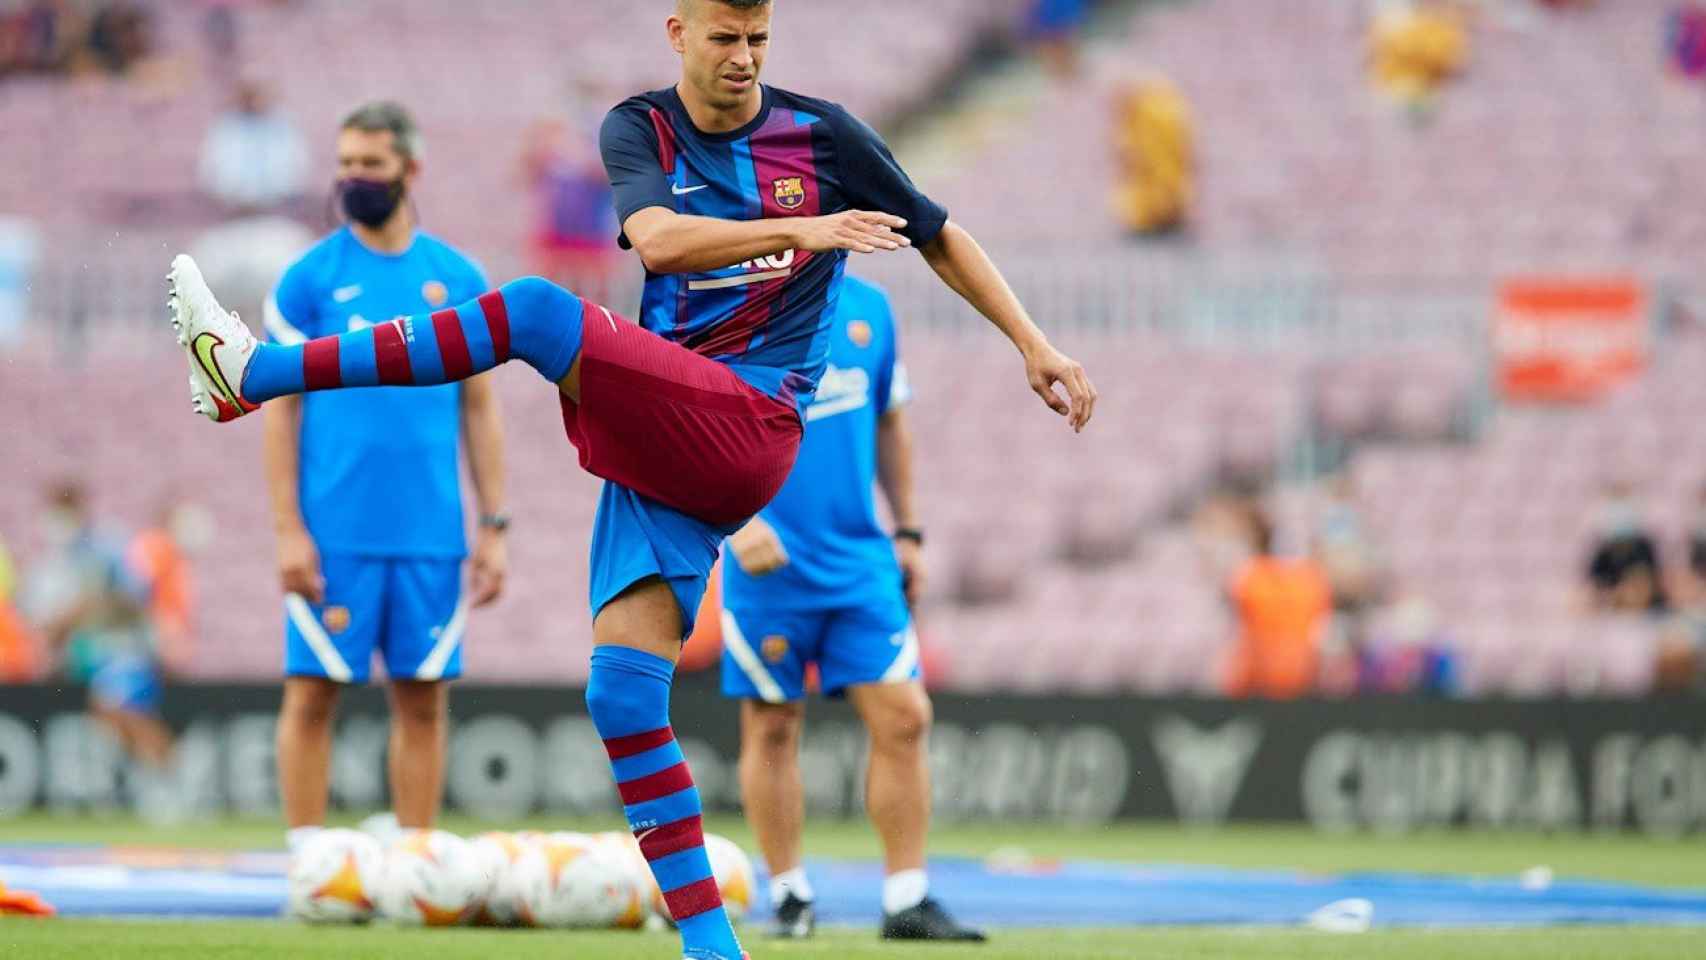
[671,183,709,196]
[192,332,240,406]
[332,284,363,303]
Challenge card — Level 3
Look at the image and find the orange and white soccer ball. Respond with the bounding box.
[590,831,654,929]
[375,830,488,927]
[514,832,640,929]
[633,832,756,926]
[469,832,530,926]
[703,834,756,924]
[287,828,384,924]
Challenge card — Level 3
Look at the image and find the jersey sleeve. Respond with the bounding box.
[600,102,675,247]
[264,257,317,345]
[831,111,949,248]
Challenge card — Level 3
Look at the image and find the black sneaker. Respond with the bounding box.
[769,892,816,939]
[881,897,987,942]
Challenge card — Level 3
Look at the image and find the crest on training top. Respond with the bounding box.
[847,320,873,349]
[422,280,449,307]
[773,177,806,211]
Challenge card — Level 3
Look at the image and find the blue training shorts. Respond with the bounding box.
[719,597,920,703]
[587,482,740,637]
[89,653,162,714]
[284,553,465,684]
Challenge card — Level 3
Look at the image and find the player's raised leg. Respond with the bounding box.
[586,581,745,960]
[166,254,586,422]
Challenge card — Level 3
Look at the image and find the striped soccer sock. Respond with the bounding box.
[586,645,743,960]
[240,276,585,402]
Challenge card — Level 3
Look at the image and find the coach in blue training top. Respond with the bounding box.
[262,102,508,854]
[720,275,983,943]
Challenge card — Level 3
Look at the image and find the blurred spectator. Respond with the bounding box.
[81,1,156,77]
[1111,75,1195,239]
[0,0,82,77]
[1586,482,1668,614]
[200,0,241,63]
[1027,0,1091,79]
[1224,507,1333,699]
[0,218,40,348]
[197,79,308,215]
[1313,473,1388,653]
[1356,594,1459,695]
[520,117,617,304]
[19,481,174,770]
[0,535,39,682]
[127,500,210,677]
[1368,0,1470,113]
[1670,4,1706,80]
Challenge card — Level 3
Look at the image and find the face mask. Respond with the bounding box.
[338,176,405,227]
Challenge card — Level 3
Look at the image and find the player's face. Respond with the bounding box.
[671,3,771,110]
[335,128,413,189]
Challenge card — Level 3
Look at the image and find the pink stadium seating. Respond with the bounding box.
[2,1,1697,693]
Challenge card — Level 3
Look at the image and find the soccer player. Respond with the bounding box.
[720,274,983,942]
[165,2,1094,957]
[260,102,508,854]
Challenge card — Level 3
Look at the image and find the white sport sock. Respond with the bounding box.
[769,866,815,907]
[286,825,324,855]
[882,868,928,915]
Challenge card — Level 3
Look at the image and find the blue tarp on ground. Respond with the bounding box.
[4,846,1706,927]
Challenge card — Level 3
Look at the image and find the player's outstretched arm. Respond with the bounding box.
[623,206,912,275]
[920,221,1098,432]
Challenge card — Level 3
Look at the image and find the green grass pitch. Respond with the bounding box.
[1,814,1702,959]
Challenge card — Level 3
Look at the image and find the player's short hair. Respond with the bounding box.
[681,0,772,12]
[340,100,424,164]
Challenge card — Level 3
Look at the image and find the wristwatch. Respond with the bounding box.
[894,527,924,546]
[479,512,511,533]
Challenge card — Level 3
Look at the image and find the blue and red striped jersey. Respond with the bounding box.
[600,84,946,408]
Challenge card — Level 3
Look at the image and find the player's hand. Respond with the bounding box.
[729,518,789,577]
[277,525,325,605]
[1022,339,1097,433]
[895,536,926,609]
[469,527,507,607]
[793,211,912,255]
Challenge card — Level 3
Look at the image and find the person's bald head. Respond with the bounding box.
[669,0,773,115]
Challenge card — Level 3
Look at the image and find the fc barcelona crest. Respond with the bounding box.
[773,176,806,211]
[322,606,352,635]
[847,320,873,349]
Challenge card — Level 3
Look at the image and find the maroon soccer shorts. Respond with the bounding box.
[560,304,803,527]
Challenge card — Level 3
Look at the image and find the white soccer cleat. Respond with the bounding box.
[167,253,260,423]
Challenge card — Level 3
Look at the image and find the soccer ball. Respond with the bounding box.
[469,832,530,926]
[514,832,641,929]
[287,828,384,924]
[590,830,654,929]
[704,833,756,924]
[631,832,756,926]
[375,830,489,927]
